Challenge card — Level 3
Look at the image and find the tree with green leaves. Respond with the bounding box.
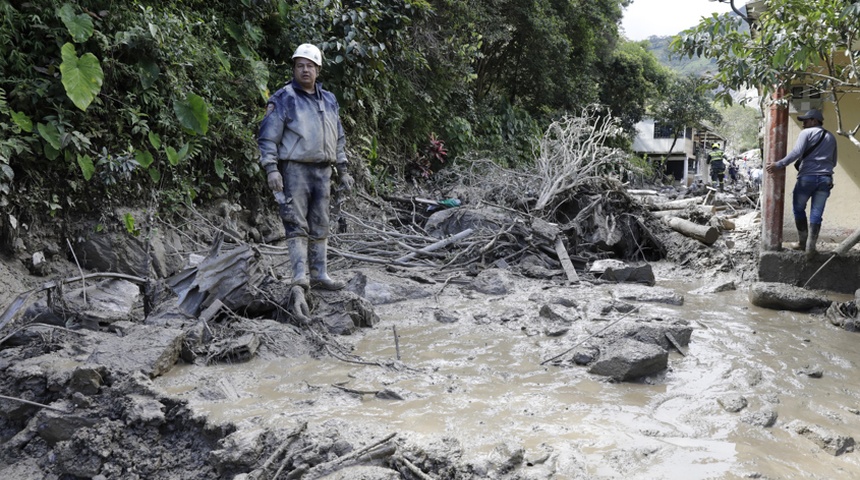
[672,0,860,149]
[651,74,722,156]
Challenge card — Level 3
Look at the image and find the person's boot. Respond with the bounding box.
[309,239,344,290]
[807,223,821,257]
[287,237,310,289]
[793,218,808,251]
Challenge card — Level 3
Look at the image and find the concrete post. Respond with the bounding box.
[762,88,788,251]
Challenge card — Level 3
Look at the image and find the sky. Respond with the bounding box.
[621,0,743,41]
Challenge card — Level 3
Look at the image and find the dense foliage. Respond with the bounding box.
[672,0,860,149]
[1,0,697,243]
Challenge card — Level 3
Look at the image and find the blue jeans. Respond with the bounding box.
[792,175,833,225]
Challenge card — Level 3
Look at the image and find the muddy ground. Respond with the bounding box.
[2,183,860,480]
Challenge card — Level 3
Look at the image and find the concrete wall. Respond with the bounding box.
[759,250,860,294]
[779,98,860,244]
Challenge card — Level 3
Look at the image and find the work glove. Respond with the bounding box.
[338,171,354,193]
[267,171,283,192]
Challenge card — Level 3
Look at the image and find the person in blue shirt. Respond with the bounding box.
[766,108,837,255]
[257,43,354,290]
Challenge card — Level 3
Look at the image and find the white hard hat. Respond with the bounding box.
[292,43,322,67]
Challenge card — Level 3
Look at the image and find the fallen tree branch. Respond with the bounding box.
[394,228,474,263]
[0,394,72,414]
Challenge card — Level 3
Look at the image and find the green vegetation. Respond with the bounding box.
[0,0,725,247]
[672,0,860,151]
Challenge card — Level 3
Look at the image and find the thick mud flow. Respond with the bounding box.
[157,268,860,479]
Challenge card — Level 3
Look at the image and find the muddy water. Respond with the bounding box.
[156,270,860,479]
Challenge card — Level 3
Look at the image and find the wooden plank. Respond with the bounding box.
[554,237,580,283]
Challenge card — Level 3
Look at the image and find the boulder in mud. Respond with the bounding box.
[86,323,185,378]
[590,259,655,286]
[346,271,431,305]
[748,282,832,311]
[789,421,855,456]
[54,278,142,329]
[468,268,515,295]
[588,337,669,381]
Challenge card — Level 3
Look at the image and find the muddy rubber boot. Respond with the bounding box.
[287,237,310,289]
[806,223,821,257]
[309,239,344,290]
[794,218,808,251]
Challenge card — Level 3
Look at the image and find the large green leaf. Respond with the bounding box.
[37,122,61,150]
[165,146,180,166]
[148,131,161,149]
[135,150,154,168]
[60,43,104,111]
[57,4,94,43]
[173,94,209,135]
[77,154,95,180]
[11,111,33,132]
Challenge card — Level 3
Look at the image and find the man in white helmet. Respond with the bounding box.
[257,43,354,290]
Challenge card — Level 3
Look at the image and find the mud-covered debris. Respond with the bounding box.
[588,337,669,381]
[612,284,684,306]
[748,282,832,311]
[717,394,749,413]
[742,408,778,428]
[789,421,855,456]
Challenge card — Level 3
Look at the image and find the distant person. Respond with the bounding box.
[707,143,726,190]
[728,158,738,185]
[765,108,837,255]
[750,167,763,190]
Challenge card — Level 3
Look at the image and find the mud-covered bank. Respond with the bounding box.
[4,178,860,479]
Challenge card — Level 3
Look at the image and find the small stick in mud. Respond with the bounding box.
[393,325,401,360]
[66,238,88,305]
[540,305,642,365]
[393,454,436,480]
[0,394,72,414]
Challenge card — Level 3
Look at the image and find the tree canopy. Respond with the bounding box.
[672,0,860,148]
[1,0,681,238]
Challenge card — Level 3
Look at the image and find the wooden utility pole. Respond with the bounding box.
[762,88,788,251]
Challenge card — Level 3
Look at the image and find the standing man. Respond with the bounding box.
[707,143,726,190]
[765,108,837,255]
[257,43,354,290]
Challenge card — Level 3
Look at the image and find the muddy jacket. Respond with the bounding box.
[774,126,837,177]
[257,80,347,175]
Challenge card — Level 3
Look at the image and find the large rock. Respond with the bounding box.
[748,282,832,311]
[345,271,431,305]
[789,421,855,456]
[468,268,516,295]
[588,337,669,381]
[54,278,142,329]
[86,323,185,378]
[590,260,655,286]
[72,220,184,278]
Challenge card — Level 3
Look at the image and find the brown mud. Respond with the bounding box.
[2,186,860,479]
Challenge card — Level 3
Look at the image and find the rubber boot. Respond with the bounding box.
[309,239,344,290]
[807,223,821,257]
[287,237,310,289]
[793,218,808,251]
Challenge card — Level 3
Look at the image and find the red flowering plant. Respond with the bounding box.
[408,133,448,180]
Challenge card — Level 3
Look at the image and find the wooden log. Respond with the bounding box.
[650,205,717,218]
[647,197,706,211]
[662,216,720,245]
[554,237,580,283]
